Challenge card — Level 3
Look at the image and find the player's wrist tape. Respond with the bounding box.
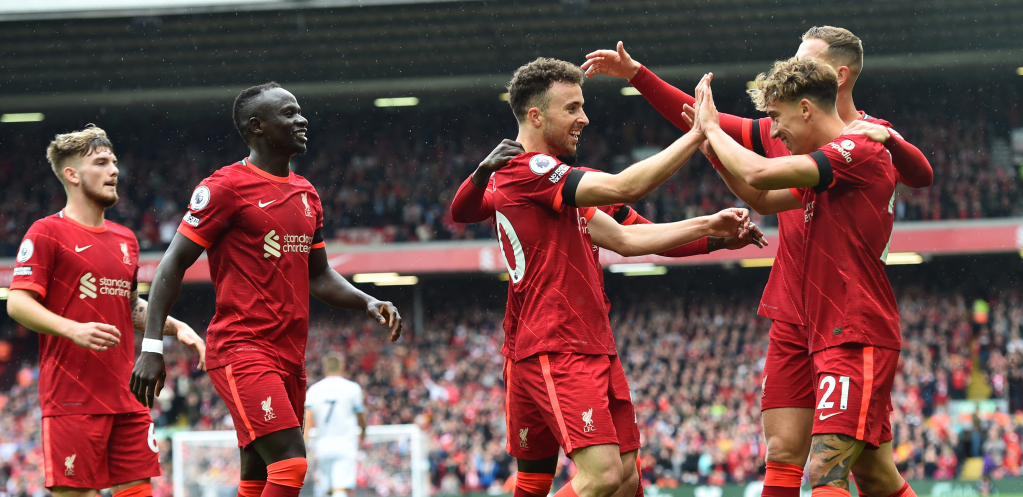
[142,338,164,355]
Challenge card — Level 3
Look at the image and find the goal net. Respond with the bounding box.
[172,424,426,497]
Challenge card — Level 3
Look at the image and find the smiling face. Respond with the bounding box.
[766,99,818,155]
[538,82,588,156]
[252,88,309,155]
[69,147,119,208]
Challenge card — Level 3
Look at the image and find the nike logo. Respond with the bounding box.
[819,412,841,420]
[74,245,92,252]
[258,200,276,208]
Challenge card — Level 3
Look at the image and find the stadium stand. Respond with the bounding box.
[1,257,1022,495]
[0,81,1020,257]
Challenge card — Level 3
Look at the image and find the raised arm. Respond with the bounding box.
[582,42,753,141]
[570,114,706,207]
[130,233,205,408]
[587,207,748,257]
[842,120,932,188]
[308,246,402,341]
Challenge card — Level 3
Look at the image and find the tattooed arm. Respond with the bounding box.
[130,291,206,370]
[808,434,865,490]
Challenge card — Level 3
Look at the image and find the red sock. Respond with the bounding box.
[812,487,851,497]
[553,481,579,497]
[762,461,803,497]
[262,458,308,497]
[239,480,267,497]
[514,472,555,497]
[113,483,153,497]
[886,482,915,497]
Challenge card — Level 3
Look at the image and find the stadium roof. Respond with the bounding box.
[0,0,1020,110]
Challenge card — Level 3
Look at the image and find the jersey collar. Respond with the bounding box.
[241,157,293,184]
[58,209,106,233]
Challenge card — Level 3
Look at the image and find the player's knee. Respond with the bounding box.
[619,461,639,492]
[766,433,810,465]
[267,457,308,489]
[593,461,624,497]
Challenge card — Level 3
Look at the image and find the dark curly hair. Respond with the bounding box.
[506,58,585,123]
[232,82,282,139]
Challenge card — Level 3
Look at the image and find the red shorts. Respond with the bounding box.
[811,345,897,449]
[41,411,161,489]
[504,353,640,459]
[761,320,815,411]
[209,362,306,448]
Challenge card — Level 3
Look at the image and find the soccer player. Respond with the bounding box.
[692,57,904,497]
[452,139,765,497]
[6,125,205,497]
[129,83,403,497]
[452,58,751,497]
[304,354,366,497]
[582,28,930,497]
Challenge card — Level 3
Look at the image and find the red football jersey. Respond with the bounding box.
[740,114,911,327]
[736,117,807,325]
[491,152,615,361]
[10,211,144,416]
[177,158,325,374]
[797,134,900,352]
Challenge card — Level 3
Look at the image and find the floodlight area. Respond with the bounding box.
[1017,67,1023,76]
[374,97,419,107]
[608,263,667,276]
[499,93,510,101]
[374,276,419,286]
[886,252,924,265]
[352,272,418,286]
[740,257,775,268]
[1,113,44,123]
[620,87,641,96]
[0,288,8,300]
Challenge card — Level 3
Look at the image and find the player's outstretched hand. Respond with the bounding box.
[67,322,121,352]
[479,139,524,176]
[367,300,403,342]
[706,207,750,238]
[724,222,768,250]
[174,321,206,371]
[130,352,166,409]
[841,120,890,144]
[692,73,719,136]
[581,41,641,80]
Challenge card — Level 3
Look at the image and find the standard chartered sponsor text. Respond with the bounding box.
[99,277,132,297]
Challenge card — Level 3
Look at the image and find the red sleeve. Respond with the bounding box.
[310,188,326,249]
[885,129,933,188]
[808,136,887,192]
[629,65,756,149]
[619,206,709,257]
[515,155,576,212]
[177,176,239,249]
[450,174,495,223]
[10,222,56,299]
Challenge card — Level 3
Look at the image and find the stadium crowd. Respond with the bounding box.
[0,83,1021,257]
[2,280,1023,495]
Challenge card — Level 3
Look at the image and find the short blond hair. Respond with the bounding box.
[46,124,114,185]
[802,26,863,74]
[747,57,839,112]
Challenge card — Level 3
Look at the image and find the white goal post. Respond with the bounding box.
[172,424,426,497]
